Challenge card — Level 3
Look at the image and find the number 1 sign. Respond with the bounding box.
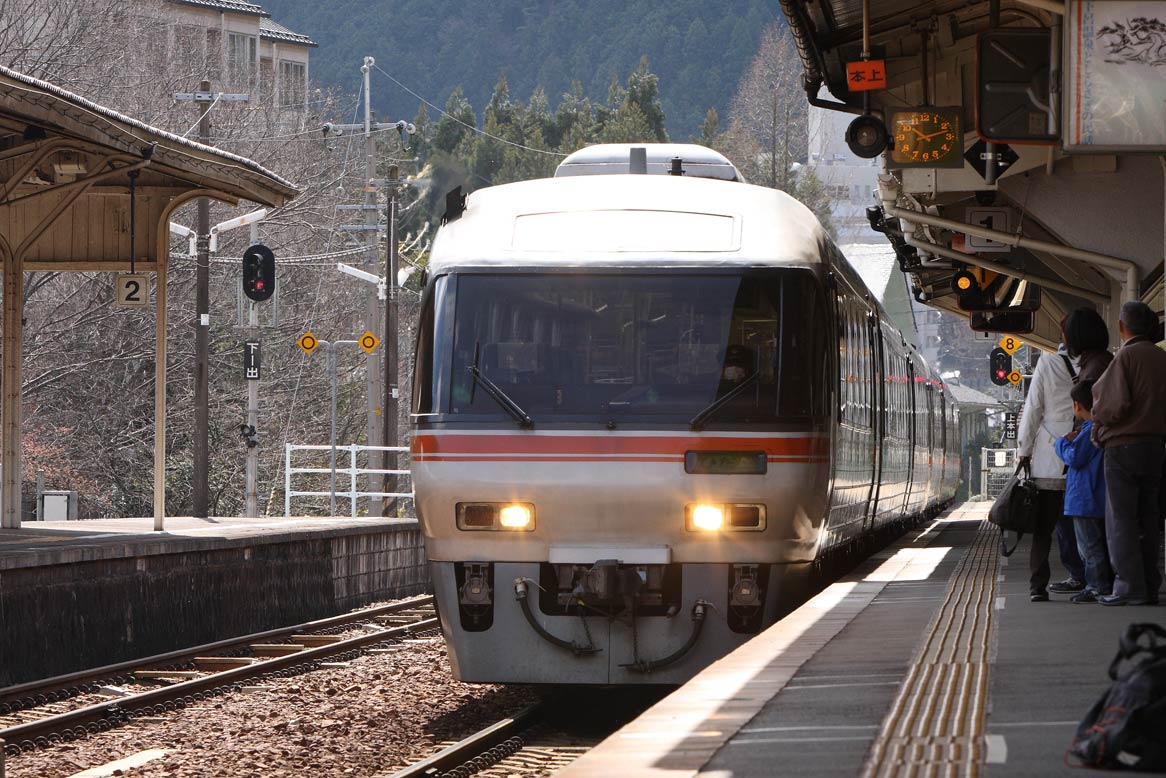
[115,274,150,308]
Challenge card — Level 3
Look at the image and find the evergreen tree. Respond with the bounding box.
[624,56,668,142]
[433,86,477,154]
[694,107,719,146]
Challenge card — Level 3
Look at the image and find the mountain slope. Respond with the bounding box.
[262,0,781,137]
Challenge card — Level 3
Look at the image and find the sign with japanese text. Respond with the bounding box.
[846,59,887,91]
[244,341,260,380]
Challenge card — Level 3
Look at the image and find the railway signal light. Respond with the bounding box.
[990,346,1012,386]
[242,244,275,302]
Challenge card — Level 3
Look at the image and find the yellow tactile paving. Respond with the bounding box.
[861,517,997,778]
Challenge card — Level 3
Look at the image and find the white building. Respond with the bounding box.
[806,102,881,245]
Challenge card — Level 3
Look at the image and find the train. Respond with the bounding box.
[409,143,961,685]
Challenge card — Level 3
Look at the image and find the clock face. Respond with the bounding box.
[889,108,964,168]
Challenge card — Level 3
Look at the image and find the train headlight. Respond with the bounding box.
[499,504,533,529]
[690,504,724,532]
[685,503,766,532]
[457,502,536,531]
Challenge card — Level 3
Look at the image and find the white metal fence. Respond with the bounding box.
[285,444,412,518]
[980,447,1017,500]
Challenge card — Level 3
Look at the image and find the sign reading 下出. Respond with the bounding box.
[244,341,260,380]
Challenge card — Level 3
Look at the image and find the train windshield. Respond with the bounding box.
[416,271,827,426]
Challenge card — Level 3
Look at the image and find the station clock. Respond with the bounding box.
[889,107,964,168]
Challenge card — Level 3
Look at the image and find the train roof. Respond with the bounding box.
[554,143,743,181]
[428,174,830,273]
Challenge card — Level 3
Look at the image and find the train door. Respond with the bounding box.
[825,275,876,550]
[905,359,917,515]
[863,309,884,532]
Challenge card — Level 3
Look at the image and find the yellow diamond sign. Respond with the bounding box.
[359,331,380,354]
[998,335,1023,355]
[296,332,319,355]
[1007,369,1023,386]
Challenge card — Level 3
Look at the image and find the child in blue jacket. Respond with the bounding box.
[1054,379,1112,602]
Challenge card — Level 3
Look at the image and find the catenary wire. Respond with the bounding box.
[372,63,566,158]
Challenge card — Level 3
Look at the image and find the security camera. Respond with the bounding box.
[322,122,334,137]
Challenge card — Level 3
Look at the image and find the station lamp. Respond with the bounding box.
[989,346,1012,386]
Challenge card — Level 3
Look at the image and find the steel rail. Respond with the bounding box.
[387,703,544,778]
[2,613,437,751]
[0,594,433,705]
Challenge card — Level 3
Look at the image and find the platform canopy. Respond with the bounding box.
[781,0,1164,351]
[0,64,300,528]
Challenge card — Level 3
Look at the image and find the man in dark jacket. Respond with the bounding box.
[1091,301,1166,606]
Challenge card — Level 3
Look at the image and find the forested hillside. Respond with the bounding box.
[261,0,781,139]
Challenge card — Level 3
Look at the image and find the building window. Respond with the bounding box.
[279,60,306,107]
[227,33,256,88]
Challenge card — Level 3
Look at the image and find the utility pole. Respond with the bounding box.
[193,82,213,519]
[174,82,249,518]
[245,222,261,518]
[362,58,384,497]
[383,165,400,517]
[326,56,415,515]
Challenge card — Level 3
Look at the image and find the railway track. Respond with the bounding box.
[0,594,437,755]
[384,688,664,778]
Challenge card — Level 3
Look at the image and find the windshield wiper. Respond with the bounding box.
[467,343,534,429]
[689,371,760,431]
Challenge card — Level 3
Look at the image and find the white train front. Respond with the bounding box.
[410,144,960,685]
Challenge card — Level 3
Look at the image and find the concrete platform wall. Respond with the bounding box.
[0,523,428,686]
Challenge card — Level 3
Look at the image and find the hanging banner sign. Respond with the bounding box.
[1065,1,1166,150]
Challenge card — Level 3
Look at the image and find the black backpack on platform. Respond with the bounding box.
[1069,623,1166,771]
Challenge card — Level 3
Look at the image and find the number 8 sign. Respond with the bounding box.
[998,335,1022,355]
[115,273,150,308]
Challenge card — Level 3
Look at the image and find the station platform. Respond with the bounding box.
[559,501,1158,777]
[0,516,428,687]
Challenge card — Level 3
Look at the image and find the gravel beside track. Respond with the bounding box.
[5,636,540,777]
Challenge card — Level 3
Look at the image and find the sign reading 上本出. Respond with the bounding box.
[998,336,1023,355]
[846,59,887,91]
[1004,412,1018,440]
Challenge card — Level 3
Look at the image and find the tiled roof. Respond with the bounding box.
[948,382,1003,409]
[0,64,297,202]
[168,0,268,14]
[259,18,318,48]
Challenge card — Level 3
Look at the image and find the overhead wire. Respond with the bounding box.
[371,63,566,158]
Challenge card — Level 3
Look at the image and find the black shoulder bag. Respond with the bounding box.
[987,460,1039,556]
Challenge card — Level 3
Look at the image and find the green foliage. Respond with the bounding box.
[259,0,782,139]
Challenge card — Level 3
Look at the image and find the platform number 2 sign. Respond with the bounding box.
[115,274,150,308]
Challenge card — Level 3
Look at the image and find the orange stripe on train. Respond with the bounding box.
[411,434,829,458]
